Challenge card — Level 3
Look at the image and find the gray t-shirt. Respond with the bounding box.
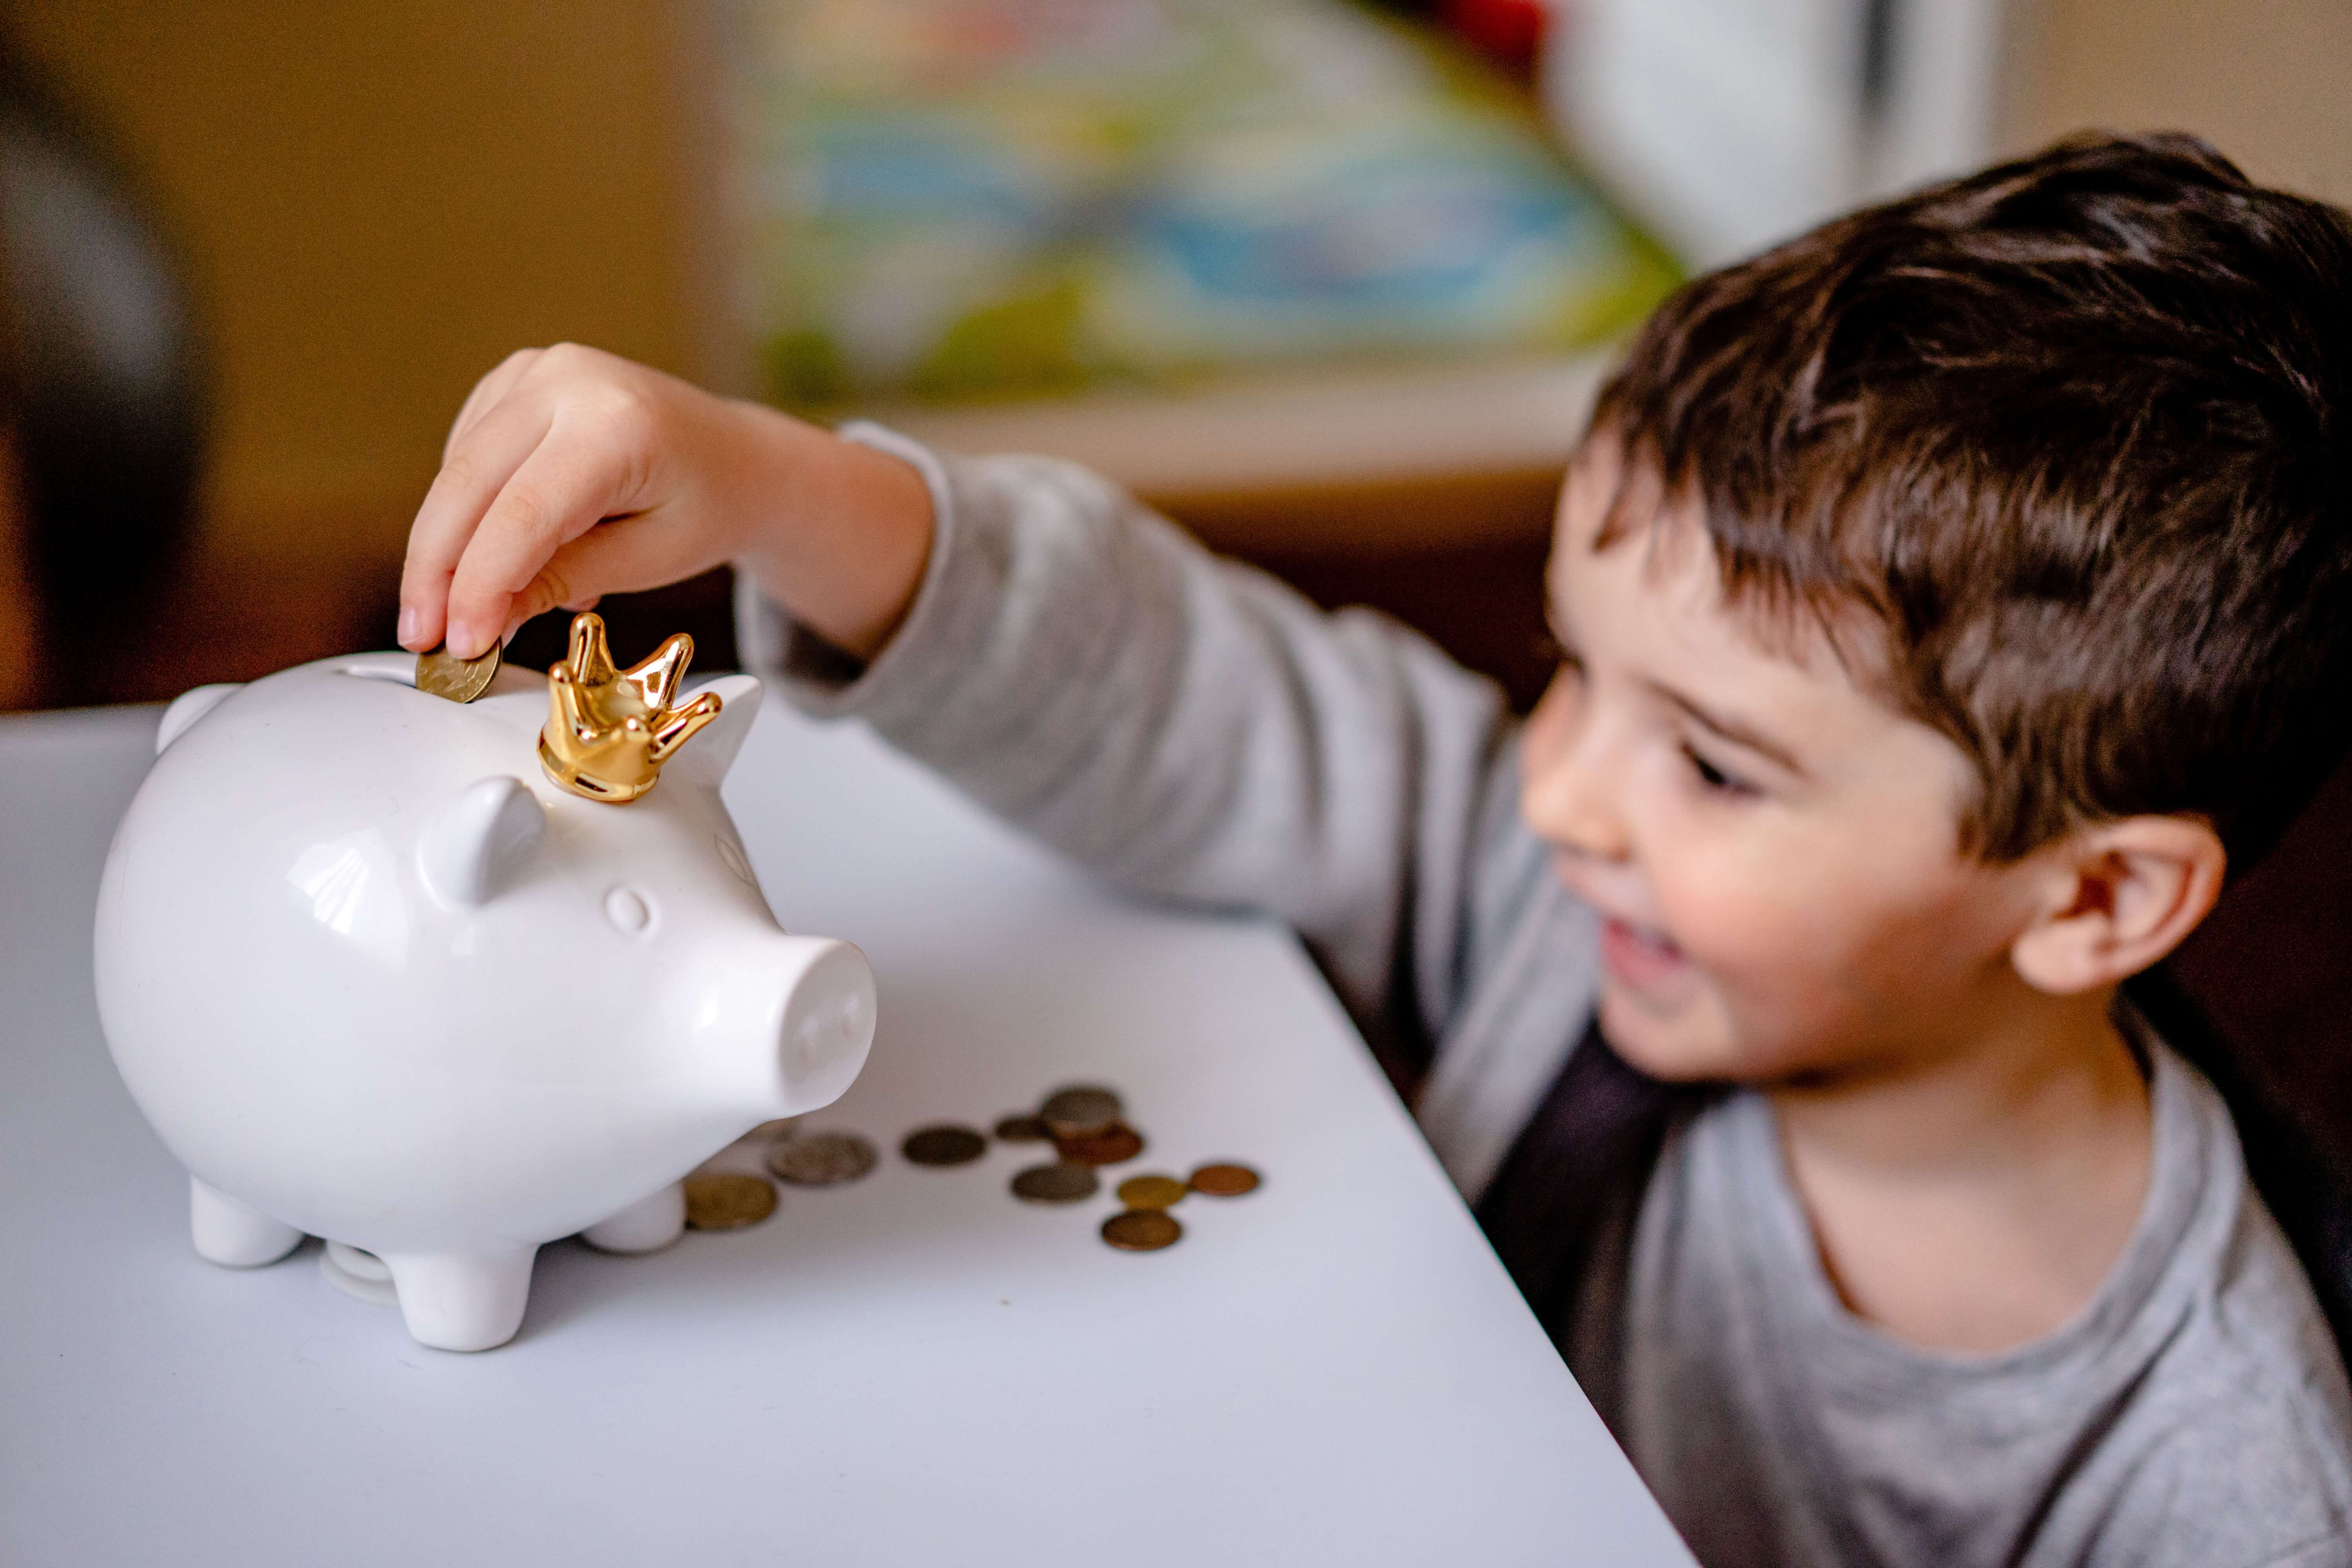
[1629,1038,2352,1568]
[742,426,2352,1566]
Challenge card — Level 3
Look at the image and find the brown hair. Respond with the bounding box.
[1590,132,2352,866]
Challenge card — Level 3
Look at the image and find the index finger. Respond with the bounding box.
[398,388,557,652]
[441,420,639,658]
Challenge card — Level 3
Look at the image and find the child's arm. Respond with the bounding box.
[743,427,1541,1064]
[396,343,931,664]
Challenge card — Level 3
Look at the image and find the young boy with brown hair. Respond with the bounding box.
[397,133,2352,1564]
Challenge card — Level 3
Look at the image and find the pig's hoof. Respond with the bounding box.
[189,1175,304,1267]
[380,1247,537,1352]
[581,1181,686,1254]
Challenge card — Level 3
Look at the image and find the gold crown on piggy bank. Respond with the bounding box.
[538,612,722,804]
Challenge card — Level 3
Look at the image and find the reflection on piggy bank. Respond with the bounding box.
[91,648,876,1351]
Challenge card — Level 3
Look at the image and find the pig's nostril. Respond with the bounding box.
[788,995,863,1076]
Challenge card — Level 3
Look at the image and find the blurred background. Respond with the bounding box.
[2,0,2343,719]
[1,2,2348,1219]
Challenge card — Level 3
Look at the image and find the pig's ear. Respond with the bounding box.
[419,777,546,907]
[671,674,763,784]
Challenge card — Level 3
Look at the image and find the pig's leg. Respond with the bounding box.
[189,1175,304,1267]
[379,1246,538,1352]
[581,1181,685,1254]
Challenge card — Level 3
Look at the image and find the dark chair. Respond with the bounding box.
[0,43,208,708]
[2129,751,2352,1365]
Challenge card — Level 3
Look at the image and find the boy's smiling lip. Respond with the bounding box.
[1599,915,1698,998]
[1542,848,1702,1000]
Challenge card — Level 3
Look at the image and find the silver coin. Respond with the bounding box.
[1009,1162,1100,1204]
[765,1129,878,1187]
[1039,1085,1123,1138]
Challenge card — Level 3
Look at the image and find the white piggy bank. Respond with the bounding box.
[92,648,876,1351]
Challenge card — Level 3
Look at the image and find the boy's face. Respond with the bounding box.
[1523,440,2047,1084]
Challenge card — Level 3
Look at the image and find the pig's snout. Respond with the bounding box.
[686,933,876,1122]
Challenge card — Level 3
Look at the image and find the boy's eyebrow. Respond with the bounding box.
[1647,680,1811,779]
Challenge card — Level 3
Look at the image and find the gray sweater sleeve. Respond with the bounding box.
[737,424,1531,1065]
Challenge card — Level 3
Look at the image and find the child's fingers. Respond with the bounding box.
[442,432,634,659]
[492,516,672,642]
[399,390,562,652]
[442,348,545,463]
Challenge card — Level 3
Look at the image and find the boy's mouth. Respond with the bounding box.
[1599,916,1692,993]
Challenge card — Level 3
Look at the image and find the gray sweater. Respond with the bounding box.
[742,425,2352,1568]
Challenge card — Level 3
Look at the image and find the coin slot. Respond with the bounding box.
[339,664,417,687]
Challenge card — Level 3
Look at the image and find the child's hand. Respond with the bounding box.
[397,343,933,662]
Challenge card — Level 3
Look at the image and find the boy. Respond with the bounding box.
[397,134,2352,1564]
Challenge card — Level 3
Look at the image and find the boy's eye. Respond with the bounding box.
[1682,742,1757,798]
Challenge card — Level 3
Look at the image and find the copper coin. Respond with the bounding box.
[414,641,501,703]
[902,1124,989,1167]
[1009,1162,1099,1204]
[683,1172,776,1230]
[1101,1209,1181,1252]
[1039,1085,1123,1138]
[1115,1174,1187,1210]
[1055,1123,1144,1167]
[1188,1162,1261,1197]
[766,1129,878,1186]
[993,1114,1052,1143]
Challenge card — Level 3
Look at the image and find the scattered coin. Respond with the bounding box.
[1010,1162,1100,1204]
[993,1114,1052,1143]
[1188,1162,1261,1197]
[1101,1209,1182,1252]
[1040,1085,1123,1138]
[766,1129,878,1187]
[747,1118,793,1142]
[1055,1122,1144,1167]
[683,1172,777,1230]
[414,641,501,703]
[902,1124,989,1167]
[1116,1174,1188,1210]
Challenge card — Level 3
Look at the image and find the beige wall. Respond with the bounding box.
[11,1,725,561]
[2005,0,2352,204]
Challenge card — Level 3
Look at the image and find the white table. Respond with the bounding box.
[0,695,1692,1566]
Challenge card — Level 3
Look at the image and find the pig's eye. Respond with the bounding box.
[604,886,655,936]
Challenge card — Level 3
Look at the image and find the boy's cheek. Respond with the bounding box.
[1643,864,1906,1056]
[1651,839,1842,974]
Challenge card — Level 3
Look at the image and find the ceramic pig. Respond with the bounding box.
[91,638,876,1352]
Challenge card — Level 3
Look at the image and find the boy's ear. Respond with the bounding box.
[2009,816,2227,995]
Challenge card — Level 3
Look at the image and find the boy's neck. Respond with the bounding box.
[1765,982,2155,1352]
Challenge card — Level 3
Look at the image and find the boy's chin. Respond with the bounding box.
[1596,983,1751,1083]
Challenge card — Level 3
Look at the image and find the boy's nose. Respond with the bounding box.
[1519,679,1632,862]
[1521,751,1632,863]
